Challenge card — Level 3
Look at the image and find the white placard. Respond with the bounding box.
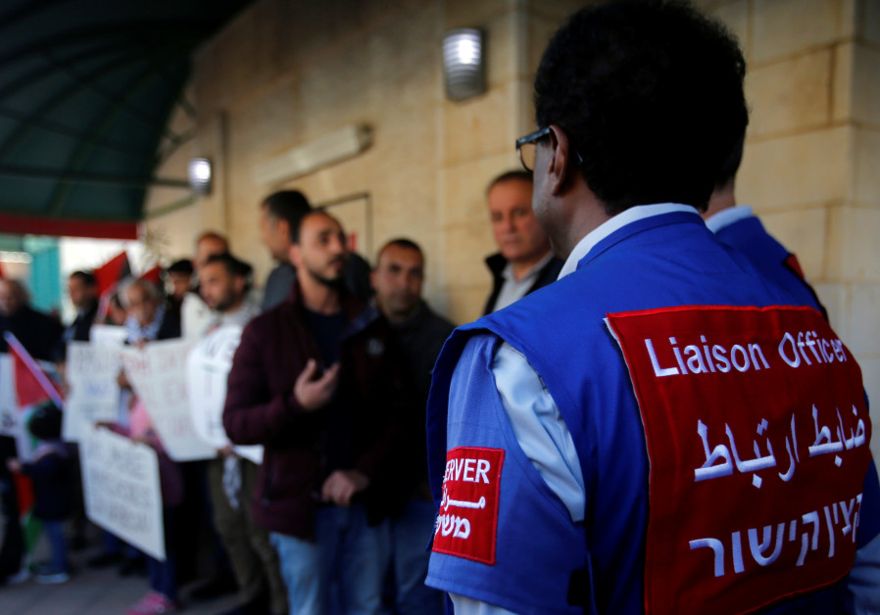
[90,324,128,346]
[0,354,37,460]
[80,426,165,560]
[0,354,19,438]
[121,340,214,462]
[187,326,263,465]
[63,342,122,442]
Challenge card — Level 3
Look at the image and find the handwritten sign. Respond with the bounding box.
[80,426,165,560]
[606,305,872,615]
[63,342,122,442]
[186,326,262,465]
[121,340,214,462]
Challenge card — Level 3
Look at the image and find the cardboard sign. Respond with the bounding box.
[605,305,872,615]
[80,426,165,560]
[186,325,262,465]
[63,342,122,442]
[121,340,214,462]
[432,446,504,565]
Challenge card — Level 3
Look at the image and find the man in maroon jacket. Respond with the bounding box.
[223,209,403,615]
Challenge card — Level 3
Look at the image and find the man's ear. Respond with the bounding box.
[234,276,246,296]
[547,124,573,197]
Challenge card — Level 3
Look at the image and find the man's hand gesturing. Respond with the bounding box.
[293,359,340,411]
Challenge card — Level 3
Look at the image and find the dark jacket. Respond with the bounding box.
[68,301,98,343]
[0,305,64,362]
[482,252,563,315]
[21,442,73,521]
[388,302,454,499]
[55,301,99,361]
[223,285,406,539]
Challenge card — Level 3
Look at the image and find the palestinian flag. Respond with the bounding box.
[3,332,64,408]
[94,251,131,321]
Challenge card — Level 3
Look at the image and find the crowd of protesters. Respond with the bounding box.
[4,1,875,613]
[0,176,550,613]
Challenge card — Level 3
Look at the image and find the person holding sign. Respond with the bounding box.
[424,3,880,615]
[224,210,406,615]
[193,253,286,615]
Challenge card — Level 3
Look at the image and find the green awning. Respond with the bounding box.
[0,0,251,238]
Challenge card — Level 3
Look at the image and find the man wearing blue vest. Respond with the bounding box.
[425,2,880,614]
[704,138,827,317]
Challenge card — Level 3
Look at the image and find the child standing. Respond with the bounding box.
[7,402,72,584]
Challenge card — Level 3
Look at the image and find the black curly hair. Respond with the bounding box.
[534,0,748,214]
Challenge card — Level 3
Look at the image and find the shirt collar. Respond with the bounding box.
[558,203,700,280]
[704,205,754,234]
[502,250,554,283]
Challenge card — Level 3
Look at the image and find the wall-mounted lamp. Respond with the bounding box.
[443,28,486,102]
[188,157,212,195]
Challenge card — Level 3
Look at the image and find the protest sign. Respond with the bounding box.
[63,342,122,442]
[121,340,214,462]
[90,324,127,346]
[80,426,165,560]
[186,325,262,465]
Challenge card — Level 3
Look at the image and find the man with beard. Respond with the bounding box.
[195,253,286,615]
[224,210,404,615]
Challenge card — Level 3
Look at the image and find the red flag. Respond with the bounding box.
[94,251,131,297]
[139,265,163,286]
[0,261,5,279]
[3,332,64,408]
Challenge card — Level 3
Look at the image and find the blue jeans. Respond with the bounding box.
[148,556,177,600]
[270,531,323,615]
[42,520,67,574]
[389,500,443,615]
[148,511,177,601]
[271,504,389,615]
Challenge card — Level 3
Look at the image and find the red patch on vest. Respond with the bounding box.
[432,446,504,565]
[785,254,806,279]
[606,305,871,615]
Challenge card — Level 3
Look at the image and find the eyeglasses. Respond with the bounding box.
[515,126,551,173]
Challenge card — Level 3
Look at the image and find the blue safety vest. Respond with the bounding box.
[714,214,826,317]
[426,210,880,614]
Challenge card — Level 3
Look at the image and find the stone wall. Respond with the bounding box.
[698,0,880,458]
[144,0,880,451]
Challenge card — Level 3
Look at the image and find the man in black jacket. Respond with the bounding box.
[0,279,63,361]
[371,238,452,615]
[64,271,99,343]
[482,171,562,315]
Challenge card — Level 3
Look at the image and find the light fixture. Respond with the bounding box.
[188,157,212,195]
[443,28,486,102]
